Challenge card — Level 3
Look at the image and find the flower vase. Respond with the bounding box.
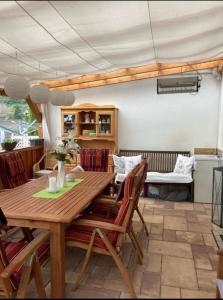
[57,160,65,189]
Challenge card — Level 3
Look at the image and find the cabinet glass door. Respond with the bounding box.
[96,111,113,136]
[62,112,77,136]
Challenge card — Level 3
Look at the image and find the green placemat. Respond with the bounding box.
[32,178,83,199]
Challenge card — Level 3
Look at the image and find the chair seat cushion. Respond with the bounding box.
[145,172,193,183]
[65,215,118,249]
[1,239,49,290]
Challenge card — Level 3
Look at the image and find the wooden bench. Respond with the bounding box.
[119,149,194,202]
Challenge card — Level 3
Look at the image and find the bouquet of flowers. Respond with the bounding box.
[51,130,80,163]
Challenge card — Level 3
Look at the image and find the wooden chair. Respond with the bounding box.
[0,152,37,236]
[79,148,109,172]
[0,151,29,189]
[0,213,50,299]
[33,151,57,178]
[65,163,144,298]
[86,159,149,236]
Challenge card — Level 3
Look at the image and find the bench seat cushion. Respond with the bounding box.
[145,172,193,183]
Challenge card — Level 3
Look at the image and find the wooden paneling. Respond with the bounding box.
[0,145,44,179]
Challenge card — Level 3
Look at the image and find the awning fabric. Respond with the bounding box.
[0,1,222,83]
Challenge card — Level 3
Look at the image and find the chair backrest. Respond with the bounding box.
[107,163,142,246]
[44,152,57,170]
[115,158,148,203]
[0,152,28,188]
[80,149,109,172]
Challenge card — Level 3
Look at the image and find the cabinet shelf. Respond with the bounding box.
[76,135,114,141]
[61,103,118,153]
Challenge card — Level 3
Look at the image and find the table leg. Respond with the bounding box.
[50,223,65,298]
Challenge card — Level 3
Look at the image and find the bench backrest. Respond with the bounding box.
[119,149,191,173]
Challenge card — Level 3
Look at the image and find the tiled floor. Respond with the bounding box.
[10,198,221,298]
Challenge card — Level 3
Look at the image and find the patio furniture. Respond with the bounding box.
[64,163,146,298]
[0,221,50,298]
[0,171,115,298]
[79,148,109,172]
[33,151,57,178]
[0,152,35,237]
[0,151,29,188]
[119,149,194,201]
[86,159,149,236]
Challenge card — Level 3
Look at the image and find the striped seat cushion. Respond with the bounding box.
[65,215,118,249]
[0,239,49,290]
[80,149,109,172]
[0,152,28,189]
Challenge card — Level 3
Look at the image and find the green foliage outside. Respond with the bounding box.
[0,96,38,136]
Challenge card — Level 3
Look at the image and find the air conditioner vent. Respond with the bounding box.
[157,76,200,94]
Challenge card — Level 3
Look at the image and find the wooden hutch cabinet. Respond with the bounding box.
[61,103,118,155]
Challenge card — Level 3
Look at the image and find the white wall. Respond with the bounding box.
[48,73,220,152]
[217,78,223,150]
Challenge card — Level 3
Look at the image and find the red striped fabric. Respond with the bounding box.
[0,238,49,290]
[0,152,28,188]
[80,149,109,172]
[65,163,141,249]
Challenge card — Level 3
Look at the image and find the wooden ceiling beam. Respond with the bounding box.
[40,58,223,90]
[47,59,223,91]
[41,63,184,88]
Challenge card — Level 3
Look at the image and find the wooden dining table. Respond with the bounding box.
[0,171,115,298]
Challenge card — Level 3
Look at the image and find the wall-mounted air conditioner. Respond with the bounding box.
[157,76,201,94]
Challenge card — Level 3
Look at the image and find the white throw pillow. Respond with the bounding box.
[123,155,142,174]
[174,155,194,175]
[112,155,125,174]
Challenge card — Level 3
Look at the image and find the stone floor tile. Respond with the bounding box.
[176,231,204,245]
[145,203,165,209]
[185,214,199,223]
[188,222,212,233]
[143,207,154,215]
[151,223,163,235]
[140,271,161,298]
[197,214,212,223]
[149,233,163,241]
[154,208,185,217]
[144,253,162,273]
[164,202,175,209]
[203,204,212,209]
[164,216,187,231]
[203,233,217,247]
[143,215,164,224]
[191,243,217,256]
[194,203,206,211]
[209,253,219,271]
[181,288,215,298]
[66,284,121,298]
[163,229,177,242]
[193,252,213,270]
[161,286,180,298]
[174,202,194,210]
[196,269,217,292]
[148,240,193,258]
[162,256,198,289]
[145,199,155,205]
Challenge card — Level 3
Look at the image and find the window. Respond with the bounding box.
[0,96,39,148]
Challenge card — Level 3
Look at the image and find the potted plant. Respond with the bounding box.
[1,138,17,151]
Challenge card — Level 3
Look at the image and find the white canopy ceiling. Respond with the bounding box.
[0,1,222,84]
